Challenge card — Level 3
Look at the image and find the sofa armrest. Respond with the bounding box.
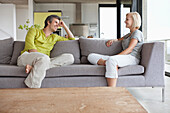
[141,42,165,87]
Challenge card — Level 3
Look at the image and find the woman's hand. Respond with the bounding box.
[106,39,118,47]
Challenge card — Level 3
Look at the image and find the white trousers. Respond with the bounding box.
[17,52,74,88]
[87,53,139,78]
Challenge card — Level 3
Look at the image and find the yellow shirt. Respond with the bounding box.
[21,28,75,56]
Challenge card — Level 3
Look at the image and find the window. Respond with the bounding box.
[147,0,170,62]
[121,5,130,37]
[147,0,170,41]
[99,4,130,39]
[99,4,117,39]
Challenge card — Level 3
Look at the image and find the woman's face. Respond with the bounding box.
[125,14,133,29]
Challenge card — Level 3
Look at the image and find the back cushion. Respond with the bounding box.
[79,38,123,63]
[50,40,81,64]
[0,38,14,64]
[10,41,25,65]
[11,40,81,64]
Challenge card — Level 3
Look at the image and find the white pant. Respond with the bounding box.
[17,52,74,88]
[87,53,139,78]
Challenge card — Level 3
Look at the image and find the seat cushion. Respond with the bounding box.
[118,65,144,76]
[79,38,123,63]
[46,64,144,77]
[46,64,105,77]
[0,64,144,77]
[0,64,27,77]
[0,38,14,64]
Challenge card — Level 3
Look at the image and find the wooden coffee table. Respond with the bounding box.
[0,87,147,113]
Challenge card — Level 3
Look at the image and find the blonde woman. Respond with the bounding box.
[88,12,144,87]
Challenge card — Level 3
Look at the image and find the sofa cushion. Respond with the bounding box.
[10,41,25,65]
[46,64,144,77]
[46,64,105,77]
[0,38,14,64]
[0,64,144,77]
[118,65,144,76]
[79,38,123,63]
[10,40,81,65]
[50,40,80,64]
[0,64,27,77]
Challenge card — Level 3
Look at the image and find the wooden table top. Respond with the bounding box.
[0,87,147,113]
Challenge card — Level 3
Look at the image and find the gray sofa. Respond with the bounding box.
[0,37,165,100]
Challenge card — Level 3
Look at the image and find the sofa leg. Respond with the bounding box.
[162,87,165,102]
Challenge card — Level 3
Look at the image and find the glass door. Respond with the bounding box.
[99,4,130,39]
[99,4,117,39]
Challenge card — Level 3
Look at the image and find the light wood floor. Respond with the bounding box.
[127,76,170,113]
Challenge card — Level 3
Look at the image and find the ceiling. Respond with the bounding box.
[0,0,131,5]
[34,0,116,4]
[0,0,27,5]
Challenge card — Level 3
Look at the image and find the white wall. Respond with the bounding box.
[35,3,76,36]
[16,5,29,41]
[28,0,35,26]
[14,3,99,40]
[0,4,16,40]
[82,3,98,37]
[82,3,98,24]
[35,3,99,37]
[35,3,76,27]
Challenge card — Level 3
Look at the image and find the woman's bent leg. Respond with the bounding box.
[105,55,139,87]
[87,53,109,65]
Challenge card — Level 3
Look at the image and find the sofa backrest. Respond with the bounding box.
[10,40,81,65]
[10,41,25,65]
[0,38,14,64]
[50,40,80,64]
[79,38,123,63]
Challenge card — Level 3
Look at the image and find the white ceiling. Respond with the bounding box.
[34,0,116,3]
[0,0,131,5]
[0,0,28,5]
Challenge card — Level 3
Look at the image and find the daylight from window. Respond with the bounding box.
[147,0,170,41]
[100,7,117,39]
[121,7,130,37]
[147,0,170,57]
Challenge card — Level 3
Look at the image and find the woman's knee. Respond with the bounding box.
[87,53,99,65]
[87,53,94,61]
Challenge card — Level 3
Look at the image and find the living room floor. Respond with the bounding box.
[127,76,170,113]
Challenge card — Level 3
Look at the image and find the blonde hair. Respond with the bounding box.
[127,12,141,29]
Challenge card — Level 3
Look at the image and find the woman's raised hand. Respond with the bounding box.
[106,39,118,47]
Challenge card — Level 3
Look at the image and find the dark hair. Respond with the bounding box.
[44,15,61,28]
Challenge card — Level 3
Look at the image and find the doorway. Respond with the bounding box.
[99,4,117,39]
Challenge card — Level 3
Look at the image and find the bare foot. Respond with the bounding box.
[97,59,106,66]
[25,64,32,74]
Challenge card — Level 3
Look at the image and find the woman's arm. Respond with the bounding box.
[106,37,124,47]
[118,38,138,55]
[118,37,124,41]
